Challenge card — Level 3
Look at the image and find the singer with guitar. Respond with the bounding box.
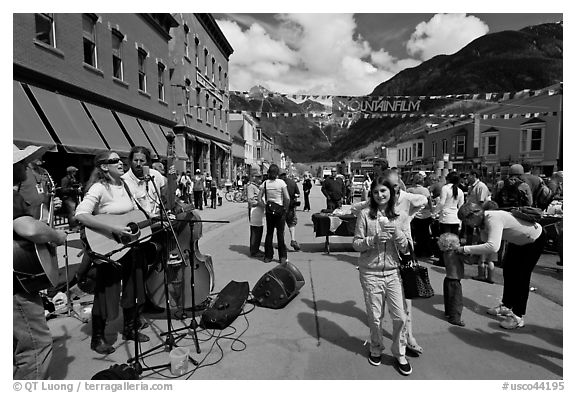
[13,145,67,379]
[75,151,152,355]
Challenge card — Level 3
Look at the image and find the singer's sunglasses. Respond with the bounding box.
[97,158,122,165]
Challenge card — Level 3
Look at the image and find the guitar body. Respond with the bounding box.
[14,240,59,293]
[84,210,152,261]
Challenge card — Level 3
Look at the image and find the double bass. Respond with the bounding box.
[146,132,214,310]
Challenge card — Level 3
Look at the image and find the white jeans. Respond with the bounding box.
[359,268,406,358]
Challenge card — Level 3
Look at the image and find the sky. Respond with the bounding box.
[214,13,562,96]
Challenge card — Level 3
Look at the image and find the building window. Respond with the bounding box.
[204,48,208,75]
[138,48,147,92]
[35,13,56,47]
[218,65,222,89]
[417,142,423,157]
[194,37,199,67]
[196,90,201,119]
[183,24,190,58]
[482,134,498,156]
[205,94,210,123]
[211,57,215,82]
[431,142,437,158]
[442,139,448,154]
[82,14,97,67]
[212,100,217,125]
[157,62,165,101]
[521,127,545,152]
[452,135,466,155]
[219,105,223,128]
[111,30,124,80]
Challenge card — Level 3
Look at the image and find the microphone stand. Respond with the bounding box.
[126,175,199,372]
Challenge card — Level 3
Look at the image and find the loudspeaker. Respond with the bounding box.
[252,262,305,309]
[200,280,249,329]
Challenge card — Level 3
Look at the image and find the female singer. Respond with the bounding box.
[75,151,150,354]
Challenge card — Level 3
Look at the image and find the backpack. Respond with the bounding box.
[533,179,554,210]
[494,178,530,208]
[510,206,543,224]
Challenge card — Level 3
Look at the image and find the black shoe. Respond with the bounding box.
[396,358,412,376]
[122,330,150,342]
[91,336,115,355]
[290,240,301,251]
[368,354,382,366]
[447,318,466,327]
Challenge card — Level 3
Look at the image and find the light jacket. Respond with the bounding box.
[353,207,409,273]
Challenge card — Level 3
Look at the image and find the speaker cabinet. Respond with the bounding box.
[252,262,305,309]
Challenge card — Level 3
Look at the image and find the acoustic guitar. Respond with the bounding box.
[83,210,155,261]
[13,172,60,293]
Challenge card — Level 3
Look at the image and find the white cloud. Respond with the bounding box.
[406,13,489,61]
[217,13,488,96]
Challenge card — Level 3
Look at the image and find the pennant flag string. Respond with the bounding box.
[218,82,562,103]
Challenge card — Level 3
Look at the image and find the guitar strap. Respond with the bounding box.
[121,179,151,220]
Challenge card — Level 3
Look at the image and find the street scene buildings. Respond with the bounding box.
[12,12,563,383]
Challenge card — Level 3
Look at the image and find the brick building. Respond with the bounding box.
[13,13,235,184]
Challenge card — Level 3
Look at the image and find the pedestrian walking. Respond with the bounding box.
[456,202,546,329]
[352,176,412,376]
[192,169,205,210]
[302,175,312,211]
[407,173,433,258]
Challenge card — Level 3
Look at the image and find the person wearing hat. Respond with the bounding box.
[456,202,546,329]
[60,166,82,229]
[493,164,532,209]
[13,145,67,379]
[16,149,62,221]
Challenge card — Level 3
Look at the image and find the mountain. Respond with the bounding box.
[230,22,562,162]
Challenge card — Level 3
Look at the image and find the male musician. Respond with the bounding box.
[122,146,166,217]
[13,145,67,379]
[17,154,62,221]
[60,166,82,229]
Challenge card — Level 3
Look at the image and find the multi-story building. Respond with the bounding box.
[387,84,562,178]
[13,13,236,185]
[168,13,234,184]
[14,13,181,179]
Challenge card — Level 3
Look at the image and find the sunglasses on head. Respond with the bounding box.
[98,158,121,165]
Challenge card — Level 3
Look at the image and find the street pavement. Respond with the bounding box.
[40,185,563,380]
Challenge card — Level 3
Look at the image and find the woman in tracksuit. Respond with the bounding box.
[353,176,412,376]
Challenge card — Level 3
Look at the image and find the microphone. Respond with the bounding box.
[143,165,151,181]
[142,165,151,192]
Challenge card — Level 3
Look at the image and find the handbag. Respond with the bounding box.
[264,182,285,216]
[399,243,434,299]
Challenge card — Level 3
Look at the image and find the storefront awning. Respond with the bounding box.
[159,125,187,160]
[195,135,210,145]
[212,140,231,153]
[138,119,168,158]
[83,103,132,155]
[13,81,57,150]
[115,112,158,158]
[28,86,108,154]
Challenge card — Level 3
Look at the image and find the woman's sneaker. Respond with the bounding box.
[368,354,382,366]
[396,358,412,376]
[500,313,525,329]
[487,304,512,317]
